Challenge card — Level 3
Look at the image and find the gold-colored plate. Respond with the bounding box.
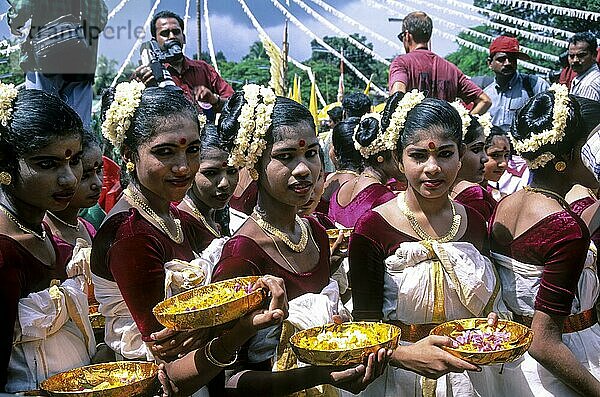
[153,276,266,330]
[429,318,533,365]
[326,228,353,251]
[40,361,158,397]
[289,322,401,366]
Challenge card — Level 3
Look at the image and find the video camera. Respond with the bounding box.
[139,39,183,89]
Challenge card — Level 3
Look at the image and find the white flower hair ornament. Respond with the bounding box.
[450,100,472,140]
[101,81,145,150]
[228,84,276,180]
[476,113,493,137]
[382,90,425,151]
[0,83,18,129]
[353,112,386,158]
[197,114,207,131]
[511,84,570,170]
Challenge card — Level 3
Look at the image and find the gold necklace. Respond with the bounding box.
[47,211,80,231]
[124,188,184,244]
[0,204,47,241]
[523,185,567,204]
[256,221,301,274]
[398,192,461,243]
[183,197,221,238]
[252,209,308,252]
[333,170,360,177]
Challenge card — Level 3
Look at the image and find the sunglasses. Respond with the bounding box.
[397,31,408,41]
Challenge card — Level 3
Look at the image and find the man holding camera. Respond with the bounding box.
[135,11,233,119]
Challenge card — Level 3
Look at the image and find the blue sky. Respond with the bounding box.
[1,0,483,66]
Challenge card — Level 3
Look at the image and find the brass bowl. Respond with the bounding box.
[326,228,353,251]
[429,318,533,365]
[40,361,158,397]
[290,322,401,366]
[153,276,266,330]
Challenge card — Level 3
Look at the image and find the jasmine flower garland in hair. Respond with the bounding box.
[0,83,18,128]
[512,84,570,155]
[228,84,276,180]
[382,90,425,151]
[353,112,386,158]
[450,100,471,140]
[477,113,493,137]
[102,81,145,149]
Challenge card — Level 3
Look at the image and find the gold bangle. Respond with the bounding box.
[204,337,238,368]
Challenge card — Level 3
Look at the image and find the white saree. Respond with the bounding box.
[469,245,600,397]
[357,240,508,397]
[6,239,96,392]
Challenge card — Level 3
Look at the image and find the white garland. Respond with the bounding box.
[292,0,391,66]
[102,81,145,149]
[525,152,555,170]
[236,0,326,106]
[490,0,600,21]
[512,84,570,155]
[364,0,551,74]
[269,0,388,97]
[228,84,276,180]
[307,0,402,51]
[0,83,18,128]
[353,112,386,158]
[450,101,472,140]
[477,113,493,138]
[383,90,426,151]
[203,0,220,75]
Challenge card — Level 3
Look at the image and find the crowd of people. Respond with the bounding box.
[1,5,600,397]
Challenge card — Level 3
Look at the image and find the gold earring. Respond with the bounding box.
[0,171,11,185]
[376,155,384,163]
[555,161,566,172]
[126,161,135,173]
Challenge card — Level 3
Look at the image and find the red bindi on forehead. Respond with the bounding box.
[428,142,436,151]
[65,149,72,158]
[298,139,306,147]
[179,138,187,145]
[222,161,228,168]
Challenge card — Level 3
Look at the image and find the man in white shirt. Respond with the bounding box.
[569,32,600,101]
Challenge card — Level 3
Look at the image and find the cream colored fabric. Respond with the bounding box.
[6,240,96,392]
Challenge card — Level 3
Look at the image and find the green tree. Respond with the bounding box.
[0,40,25,86]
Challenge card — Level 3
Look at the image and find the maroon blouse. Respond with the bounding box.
[349,207,487,320]
[454,185,497,222]
[229,181,258,216]
[489,208,589,317]
[51,218,97,261]
[90,207,214,341]
[0,224,70,390]
[329,183,397,228]
[213,217,330,300]
[570,196,596,216]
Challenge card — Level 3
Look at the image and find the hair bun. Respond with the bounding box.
[381,91,405,131]
[355,116,381,147]
[218,91,246,141]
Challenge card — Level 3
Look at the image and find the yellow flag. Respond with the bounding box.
[309,79,318,133]
[292,74,302,104]
[364,74,373,95]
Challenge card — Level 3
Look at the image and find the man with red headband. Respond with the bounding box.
[484,35,549,133]
[484,35,550,196]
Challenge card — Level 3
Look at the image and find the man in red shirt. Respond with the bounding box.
[388,11,491,115]
[135,11,233,118]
